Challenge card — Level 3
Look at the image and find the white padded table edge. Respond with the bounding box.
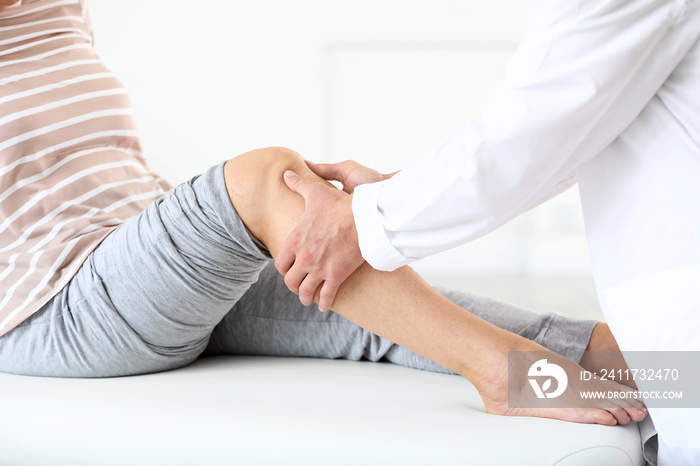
[0,356,644,465]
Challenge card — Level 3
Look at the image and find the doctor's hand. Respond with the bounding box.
[275,170,365,312]
[305,160,395,194]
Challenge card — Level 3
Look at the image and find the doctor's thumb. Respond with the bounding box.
[283,170,311,198]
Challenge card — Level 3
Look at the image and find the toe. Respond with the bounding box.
[628,406,647,422]
[592,409,617,426]
[608,407,631,425]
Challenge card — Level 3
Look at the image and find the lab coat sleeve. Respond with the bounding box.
[352,0,700,271]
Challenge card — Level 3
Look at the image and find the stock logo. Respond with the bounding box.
[528,359,568,399]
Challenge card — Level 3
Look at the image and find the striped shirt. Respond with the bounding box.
[0,0,171,336]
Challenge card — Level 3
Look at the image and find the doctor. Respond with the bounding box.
[276,0,700,464]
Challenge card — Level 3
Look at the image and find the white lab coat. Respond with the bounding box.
[352,1,700,463]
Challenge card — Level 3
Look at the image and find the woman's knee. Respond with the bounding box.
[223,146,309,246]
[224,146,305,192]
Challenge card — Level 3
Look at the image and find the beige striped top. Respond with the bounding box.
[0,0,171,336]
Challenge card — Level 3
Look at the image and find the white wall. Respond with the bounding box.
[87,0,595,286]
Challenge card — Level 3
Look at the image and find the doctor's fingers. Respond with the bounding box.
[317,279,341,312]
[306,160,345,182]
[274,240,296,275]
[282,262,307,295]
[298,274,324,308]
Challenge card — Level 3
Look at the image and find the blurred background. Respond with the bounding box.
[88,0,603,321]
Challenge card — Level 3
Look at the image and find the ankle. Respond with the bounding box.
[460,327,538,389]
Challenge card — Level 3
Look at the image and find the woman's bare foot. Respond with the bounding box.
[469,330,647,426]
[580,323,638,389]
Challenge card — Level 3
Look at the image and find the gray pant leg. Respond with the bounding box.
[433,286,598,363]
[0,163,271,378]
[203,262,598,373]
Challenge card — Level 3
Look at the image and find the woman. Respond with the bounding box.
[0,0,645,427]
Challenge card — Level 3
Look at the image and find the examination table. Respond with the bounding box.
[0,355,645,465]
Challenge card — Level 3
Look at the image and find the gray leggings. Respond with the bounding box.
[0,162,597,378]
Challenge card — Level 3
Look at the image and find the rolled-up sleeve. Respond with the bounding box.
[353,0,700,271]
